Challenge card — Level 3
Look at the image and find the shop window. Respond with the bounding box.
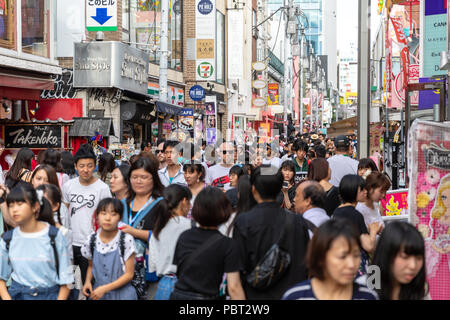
[21,0,50,58]
[129,0,183,71]
[0,0,15,49]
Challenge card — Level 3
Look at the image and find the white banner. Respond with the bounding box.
[196,0,216,39]
[227,10,244,80]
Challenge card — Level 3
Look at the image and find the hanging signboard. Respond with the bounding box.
[196,0,216,82]
[196,60,215,81]
[252,80,266,90]
[179,108,194,137]
[252,97,266,108]
[4,125,62,149]
[205,95,217,145]
[268,83,279,105]
[86,0,117,32]
[189,85,205,101]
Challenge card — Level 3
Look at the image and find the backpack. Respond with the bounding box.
[89,231,146,299]
[2,225,60,278]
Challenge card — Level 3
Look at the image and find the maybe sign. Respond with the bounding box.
[86,0,117,32]
[5,125,62,149]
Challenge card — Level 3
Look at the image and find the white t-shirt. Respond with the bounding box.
[206,164,233,191]
[356,202,385,229]
[62,177,112,247]
[263,157,282,169]
[327,154,359,187]
[148,216,191,276]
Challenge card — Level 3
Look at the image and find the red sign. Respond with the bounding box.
[380,189,409,217]
[391,17,408,45]
[400,47,410,89]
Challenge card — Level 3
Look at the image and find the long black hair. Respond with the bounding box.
[6,182,55,226]
[36,184,62,225]
[61,151,76,176]
[152,184,192,240]
[372,221,427,300]
[226,175,257,236]
[98,153,116,182]
[42,148,64,172]
[6,148,34,185]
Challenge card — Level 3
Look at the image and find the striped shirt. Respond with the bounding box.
[282,279,379,300]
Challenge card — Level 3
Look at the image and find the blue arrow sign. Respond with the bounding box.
[91,8,112,26]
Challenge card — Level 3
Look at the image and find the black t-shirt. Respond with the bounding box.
[225,188,239,210]
[324,186,341,217]
[173,228,243,296]
[332,205,368,235]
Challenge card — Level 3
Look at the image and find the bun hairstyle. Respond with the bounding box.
[6,182,55,226]
[152,184,192,240]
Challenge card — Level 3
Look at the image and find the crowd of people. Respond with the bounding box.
[0,131,429,300]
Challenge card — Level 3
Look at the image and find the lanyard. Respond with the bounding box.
[129,197,154,227]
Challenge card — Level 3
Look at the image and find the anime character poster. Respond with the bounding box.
[408,120,450,300]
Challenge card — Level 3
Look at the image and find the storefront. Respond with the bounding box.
[73,41,151,150]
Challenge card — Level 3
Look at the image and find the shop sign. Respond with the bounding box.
[252,97,266,108]
[380,189,409,217]
[86,0,117,32]
[189,85,205,101]
[179,108,194,134]
[197,39,215,59]
[196,60,215,81]
[5,125,62,149]
[423,13,447,78]
[268,83,279,105]
[252,80,266,90]
[74,42,149,95]
[41,70,78,100]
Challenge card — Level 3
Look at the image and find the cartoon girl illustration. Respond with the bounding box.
[426,174,450,279]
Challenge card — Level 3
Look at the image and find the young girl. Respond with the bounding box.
[372,221,428,300]
[0,183,74,300]
[279,160,296,210]
[148,184,192,300]
[81,198,137,300]
[170,187,246,300]
[357,158,379,179]
[31,165,60,189]
[356,172,391,228]
[226,165,246,210]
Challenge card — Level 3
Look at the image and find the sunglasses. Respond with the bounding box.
[156,150,163,154]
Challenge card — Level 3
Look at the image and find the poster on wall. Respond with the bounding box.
[205,96,217,145]
[179,108,194,138]
[380,189,409,217]
[408,120,450,300]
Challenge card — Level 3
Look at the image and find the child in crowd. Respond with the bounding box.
[0,183,74,300]
[81,198,137,300]
[148,184,192,300]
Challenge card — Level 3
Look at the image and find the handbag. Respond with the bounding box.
[245,212,294,290]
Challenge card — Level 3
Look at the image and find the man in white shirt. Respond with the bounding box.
[62,144,112,284]
[206,141,234,191]
[327,135,359,187]
[158,140,186,187]
[294,180,330,238]
[262,143,282,168]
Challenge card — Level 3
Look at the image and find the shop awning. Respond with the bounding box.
[156,101,183,116]
[69,117,115,137]
[0,73,54,90]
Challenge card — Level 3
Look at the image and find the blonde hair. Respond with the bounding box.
[431,175,450,220]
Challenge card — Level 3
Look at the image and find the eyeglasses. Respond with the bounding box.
[156,150,163,154]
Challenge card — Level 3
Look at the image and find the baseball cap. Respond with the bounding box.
[334,135,350,148]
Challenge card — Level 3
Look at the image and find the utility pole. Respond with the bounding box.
[284,0,294,137]
[159,0,169,103]
[357,0,371,159]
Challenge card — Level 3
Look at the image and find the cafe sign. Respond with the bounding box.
[4,125,62,149]
[74,41,149,95]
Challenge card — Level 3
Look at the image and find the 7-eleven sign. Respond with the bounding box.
[196,60,215,81]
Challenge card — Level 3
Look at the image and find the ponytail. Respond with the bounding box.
[152,184,192,240]
[36,184,62,225]
[36,196,56,226]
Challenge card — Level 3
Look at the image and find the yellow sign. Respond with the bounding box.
[197,39,215,59]
[268,83,279,105]
[344,92,358,104]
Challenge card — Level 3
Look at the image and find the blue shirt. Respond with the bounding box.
[282,279,378,300]
[0,223,74,288]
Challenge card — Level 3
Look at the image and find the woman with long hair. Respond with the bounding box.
[110,164,131,201]
[148,184,192,300]
[372,221,428,300]
[31,165,59,190]
[278,160,297,211]
[219,175,257,237]
[61,151,77,179]
[120,156,165,300]
[97,153,116,186]
[5,148,35,188]
[42,149,70,188]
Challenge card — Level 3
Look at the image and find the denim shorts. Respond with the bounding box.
[9,281,60,300]
[154,275,177,300]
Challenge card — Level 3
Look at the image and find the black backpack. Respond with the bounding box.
[2,225,60,278]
